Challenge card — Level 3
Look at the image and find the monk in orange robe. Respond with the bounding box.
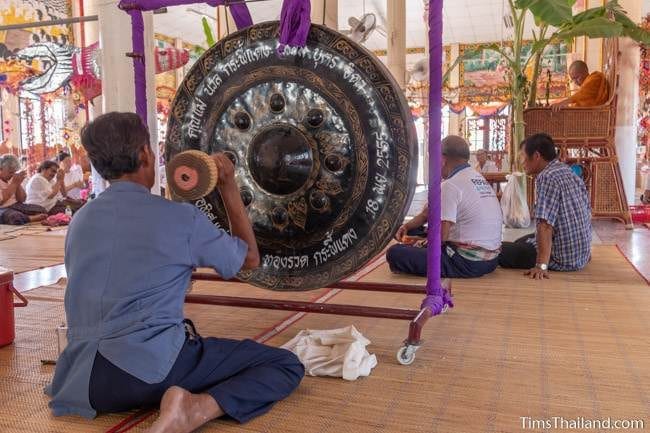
[551,61,609,111]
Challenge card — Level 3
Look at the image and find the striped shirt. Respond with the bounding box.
[534,159,592,271]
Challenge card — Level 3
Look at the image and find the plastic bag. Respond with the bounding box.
[501,172,531,228]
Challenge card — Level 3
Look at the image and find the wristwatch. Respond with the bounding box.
[535,263,548,271]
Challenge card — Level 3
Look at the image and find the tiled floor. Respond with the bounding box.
[593,219,650,282]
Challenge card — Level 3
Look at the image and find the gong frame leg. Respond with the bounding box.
[404,307,432,347]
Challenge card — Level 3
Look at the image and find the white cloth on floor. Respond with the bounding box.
[281,325,377,380]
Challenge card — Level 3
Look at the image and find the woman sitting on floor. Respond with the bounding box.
[0,154,47,225]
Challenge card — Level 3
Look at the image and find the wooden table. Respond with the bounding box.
[483,172,508,196]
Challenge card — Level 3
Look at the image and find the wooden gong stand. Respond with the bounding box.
[186,272,442,365]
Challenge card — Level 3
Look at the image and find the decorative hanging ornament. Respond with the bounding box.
[16,42,77,96]
[154,46,190,74]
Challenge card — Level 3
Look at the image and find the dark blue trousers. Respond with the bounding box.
[386,242,498,278]
[498,233,537,269]
[89,332,304,423]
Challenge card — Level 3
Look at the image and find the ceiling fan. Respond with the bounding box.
[340,0,386,45]
[409,58,429,83]
[345,13,386,44]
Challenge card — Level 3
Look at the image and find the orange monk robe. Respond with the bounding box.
[568,71,609,107]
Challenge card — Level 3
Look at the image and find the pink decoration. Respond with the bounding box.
[154,47,190,74]
[70,42,102,101]
[41,213,72,227]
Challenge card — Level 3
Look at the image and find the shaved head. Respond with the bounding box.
[569,60,589,75]
[569,61,590,85]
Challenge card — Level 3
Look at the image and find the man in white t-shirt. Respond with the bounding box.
[475,149,499,173]
[56,151,87,201]
[25,160,68,214]
[386,135,503,277]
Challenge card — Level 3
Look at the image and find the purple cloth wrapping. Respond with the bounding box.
[277,0,311,54]
[125,9,147,124]
[117,0,253,123]
[422,0,452,314]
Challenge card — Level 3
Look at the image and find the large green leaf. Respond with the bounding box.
[515,0,573,26]
[528,39,550,58]
[570,6,606,24]
[621,26,650,45]
[556,16,623,40]
[604,2,650,44]
[611,8,637,28]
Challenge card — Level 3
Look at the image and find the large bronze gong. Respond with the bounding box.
[166,22,417,290]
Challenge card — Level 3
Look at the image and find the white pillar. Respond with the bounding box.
[97,0,159,195]
[310,0,338,29]
[387,0,406,89]
[174,38,185,88]
[615,0,642,204]
[584,1,604,73]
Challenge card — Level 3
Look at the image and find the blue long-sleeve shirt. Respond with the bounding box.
[47,181,247,418]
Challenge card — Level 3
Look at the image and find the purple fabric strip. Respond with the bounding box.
[422,0,452,314]
[117,0,253,123]
[126,9,148,124]
[221,2,253,30]
[277,0,311,54]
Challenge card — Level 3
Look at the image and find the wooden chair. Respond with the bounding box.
[523,38,632,226]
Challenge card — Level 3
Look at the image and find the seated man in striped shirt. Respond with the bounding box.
[499,133,592,279]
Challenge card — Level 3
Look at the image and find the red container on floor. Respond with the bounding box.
[0,269,28,347]
[630,205,650,224]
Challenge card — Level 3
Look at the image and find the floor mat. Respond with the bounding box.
[1,246,649,433]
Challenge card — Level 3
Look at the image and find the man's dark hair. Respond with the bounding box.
[441,135,470,160]
[56,151,71,162]
[80,112,150,180]
[38,160,59,173]
[520,133,557,161]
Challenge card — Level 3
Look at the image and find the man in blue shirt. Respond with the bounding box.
[47,112,304,433]
[499,133,592,279]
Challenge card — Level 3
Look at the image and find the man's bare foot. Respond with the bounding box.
[28,213,47,222]
[145,386,224,433]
